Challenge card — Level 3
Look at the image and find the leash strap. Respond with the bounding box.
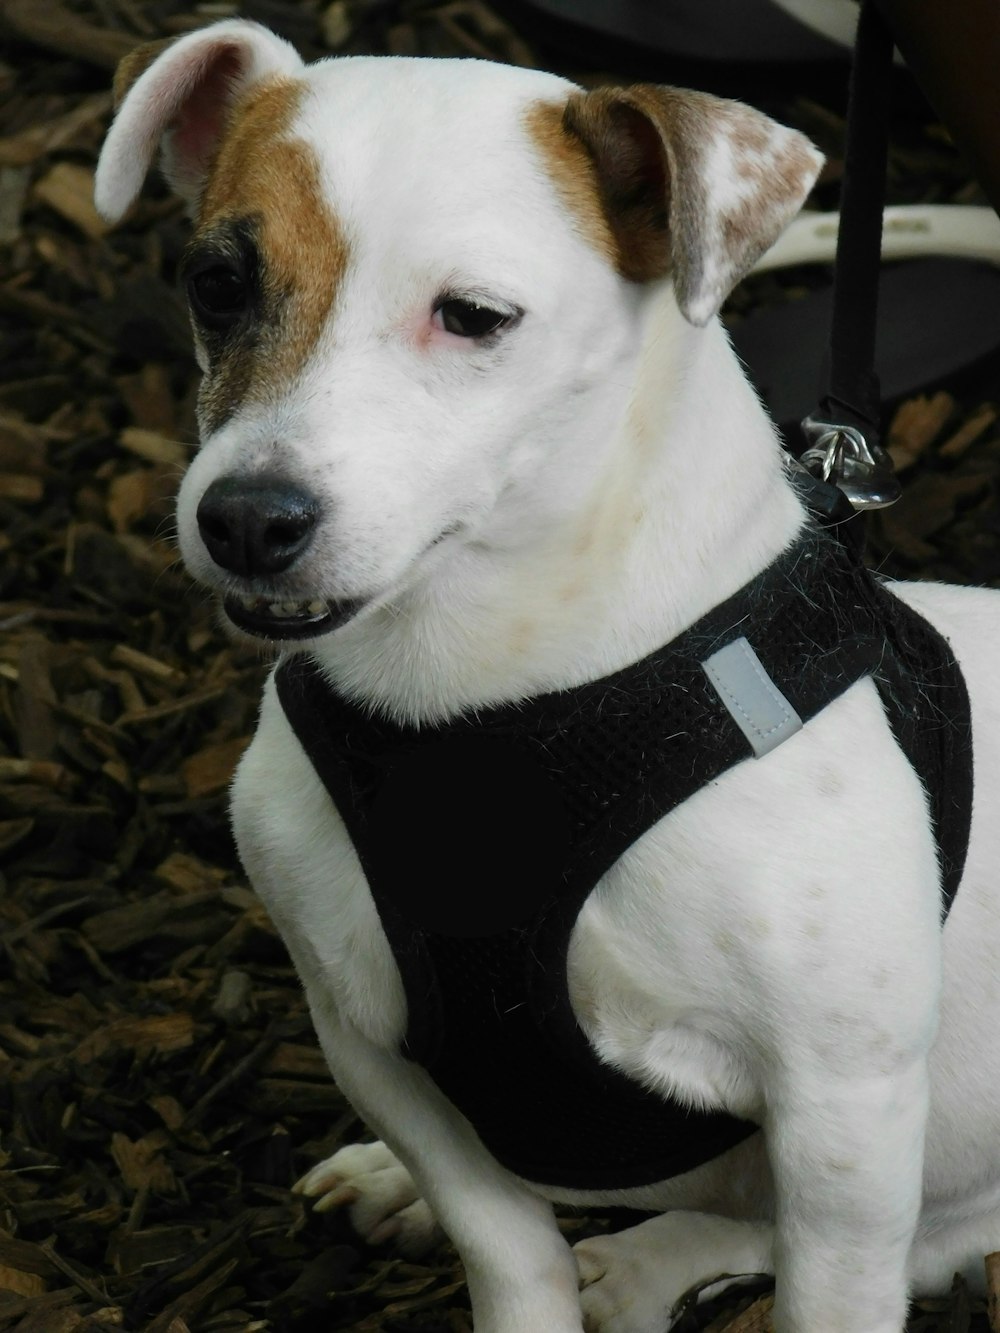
[822,0,894,433]
[799,0,901,514]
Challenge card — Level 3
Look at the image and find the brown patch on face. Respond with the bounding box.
[524,100,616,269]
[190,77,348,433]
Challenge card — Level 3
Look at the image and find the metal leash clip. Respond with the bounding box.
[799,415,902,510]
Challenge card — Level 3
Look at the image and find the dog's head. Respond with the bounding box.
[96,21,822,645]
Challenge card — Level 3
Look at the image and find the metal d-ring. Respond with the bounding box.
[799,416,902,510]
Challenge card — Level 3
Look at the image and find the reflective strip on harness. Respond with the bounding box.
[702,636,804,758]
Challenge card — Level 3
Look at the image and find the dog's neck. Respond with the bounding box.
[306,289,807,725]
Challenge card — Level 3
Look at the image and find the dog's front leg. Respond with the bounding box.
[303,986,585,1333]
[766,1055,929,1332]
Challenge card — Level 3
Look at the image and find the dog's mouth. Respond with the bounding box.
[222,594,366,640]
[214,524,464,641]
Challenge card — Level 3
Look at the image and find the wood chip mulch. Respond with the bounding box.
[0,1,998,1329]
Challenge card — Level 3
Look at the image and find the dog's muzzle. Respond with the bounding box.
[195,472,364,640]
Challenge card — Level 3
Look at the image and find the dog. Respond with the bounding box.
[95,20,1000,1332]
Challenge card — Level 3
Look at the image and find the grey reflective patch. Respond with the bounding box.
[702,636,803,758]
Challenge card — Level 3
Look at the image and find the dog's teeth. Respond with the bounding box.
[234,596,328,621]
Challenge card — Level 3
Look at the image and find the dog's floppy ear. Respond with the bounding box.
[562,85,824,325]
[95,19,304,223]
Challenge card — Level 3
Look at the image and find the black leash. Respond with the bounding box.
[797,0,901,525]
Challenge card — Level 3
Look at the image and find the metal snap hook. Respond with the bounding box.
[800,416,902,510]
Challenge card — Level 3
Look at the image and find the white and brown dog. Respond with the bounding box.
[96,21,1000,1333]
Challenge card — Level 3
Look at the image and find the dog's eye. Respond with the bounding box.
[435,299,515,339]
[189,264,249,325]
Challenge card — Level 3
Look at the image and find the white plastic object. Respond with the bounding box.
[767,0,858,50]
[753,204,1000,274]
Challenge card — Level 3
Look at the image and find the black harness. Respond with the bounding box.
[276,514,972,1190]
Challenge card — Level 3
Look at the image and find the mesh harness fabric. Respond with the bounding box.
[275,521,972,1190]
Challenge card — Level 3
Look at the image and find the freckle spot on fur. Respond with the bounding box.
[715,929,736,955]
[745,915,770,940]
[826,1158,859,1174]
[573,525,595,558]
[817,767,847,799]
[718,126,818,261]
[731,120,770,162]
[194,76,349,430]
[806,881,827,900]
[803,920,823,941]
[508,617,537,656]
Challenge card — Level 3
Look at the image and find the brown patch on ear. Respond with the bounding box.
[524,100,616,268]
[113,37,177,110]
[560,86,682,284]
[192,77,349,433]
[535,85,734,288]
[545,83,821,322]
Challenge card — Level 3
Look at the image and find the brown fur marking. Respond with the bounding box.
[716,108,819,266]
[557,86,683,285]
[193,77,348,432]
[527,86,702,287]
[535,83,817,318]
[524,100,617,269]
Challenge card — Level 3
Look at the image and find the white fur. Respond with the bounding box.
[95,20,302,220]
[97,28,1000,1332]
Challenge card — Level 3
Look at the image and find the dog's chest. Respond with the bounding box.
[237,677,773,1189]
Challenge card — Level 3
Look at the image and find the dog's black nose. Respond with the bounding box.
[196,475,320,577]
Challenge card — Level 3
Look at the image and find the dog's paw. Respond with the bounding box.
[575,1213,771,1333]
[576,1230,676,1333]
[293,1140,440,1257]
